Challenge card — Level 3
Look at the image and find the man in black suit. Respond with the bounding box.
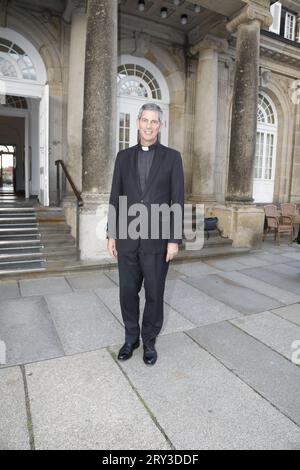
[107,103,184,365]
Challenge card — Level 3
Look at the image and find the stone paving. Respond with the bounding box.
[1,240,300,449]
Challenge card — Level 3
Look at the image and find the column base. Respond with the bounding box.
[79,193,110,261]
[211,204,265,248]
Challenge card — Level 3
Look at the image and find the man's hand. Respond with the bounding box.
[107,238,117,259]
[166,243,179,263]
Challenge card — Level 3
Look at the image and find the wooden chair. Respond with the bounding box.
[264,204,293,244]
[280,203,300,238]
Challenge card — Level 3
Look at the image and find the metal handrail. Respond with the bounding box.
[55,160,83,256]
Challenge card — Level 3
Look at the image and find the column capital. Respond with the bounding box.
[191,34,228,56]
[226,4,273,33]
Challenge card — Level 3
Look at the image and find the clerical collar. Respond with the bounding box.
[139,141,158,152]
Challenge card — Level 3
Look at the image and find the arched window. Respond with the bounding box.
[0,95,28,109]
[0,37,37,81]
[117,57,170,151]
[118,64,162,100]
[253,93,278,203]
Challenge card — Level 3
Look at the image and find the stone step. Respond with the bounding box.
[0,207,36,213]
[38,224,70,233]
[0,217,37,223]
[0,227,38,233]
[0,212,37,223]
[0,252,44,262]
[0,266,46,276]
[0,234,41,240]
[0,240,42,247]
[0,259,46,268]
[0,246,43,254]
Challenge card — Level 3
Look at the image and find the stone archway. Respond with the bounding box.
[0,27,49,205]
[117,55,170,150]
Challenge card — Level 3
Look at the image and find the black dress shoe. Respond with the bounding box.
[117,340,140,361]
[143,345,157,366]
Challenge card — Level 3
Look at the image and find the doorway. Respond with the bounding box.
[0,145,16,192]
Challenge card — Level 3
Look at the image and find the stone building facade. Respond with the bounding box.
[0,0,300,258]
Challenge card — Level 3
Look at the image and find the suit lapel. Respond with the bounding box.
[133,145,143,196]
[141,142,166,198]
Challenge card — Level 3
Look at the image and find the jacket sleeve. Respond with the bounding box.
[107,153,122,239]
[169,151,184,244]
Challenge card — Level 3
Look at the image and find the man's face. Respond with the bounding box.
[137,110,162,146]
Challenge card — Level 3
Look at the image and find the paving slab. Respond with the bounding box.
[45,292,124,354]
[278,252,300,261]
[271,304,300,326]
[184,274,282,315]
[164,280,241,325]
[201,257,249,272]
[230,312,300,361]
[251,253,293,264]
[103,267,185,286]
[95,287,196,336]
[19,277,72,297]
[241,266,300,295]
[25,350,170,450]
[0,281,20,300]
[287,260,300,269]
[172,261,222,277]
[218,271,300,305]
[0,297,64,366]
[0,367,30,450]
[114,333,300,450]
[66,272,116,291]
[189,322,300,426]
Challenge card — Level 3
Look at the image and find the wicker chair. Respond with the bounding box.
[280,203,300,238]
[264,204,293,244]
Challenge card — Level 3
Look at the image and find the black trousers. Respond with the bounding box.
[117,249,169,347]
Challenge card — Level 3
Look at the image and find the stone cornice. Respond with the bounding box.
[190,34,228,55]
[226,4,273,33]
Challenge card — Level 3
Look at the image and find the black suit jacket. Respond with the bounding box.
[108,142,184,253]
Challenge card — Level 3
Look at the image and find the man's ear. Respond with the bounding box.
[136,119,140,130]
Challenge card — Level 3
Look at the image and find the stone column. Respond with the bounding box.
[63,2,87,238]
[190,35,228,203]
[226,4,272,203]
[79,0,118,260]
[66,2,87,192]
[211,3,273,248]
[296,15,300,43]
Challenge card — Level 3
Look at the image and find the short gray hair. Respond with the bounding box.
[138,103,163,122]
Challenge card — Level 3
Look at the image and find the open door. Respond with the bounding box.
[39,84,49,206]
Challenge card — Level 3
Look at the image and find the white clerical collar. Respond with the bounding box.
[142,146,149,151]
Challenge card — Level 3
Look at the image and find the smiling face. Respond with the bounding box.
[137,109,163,146]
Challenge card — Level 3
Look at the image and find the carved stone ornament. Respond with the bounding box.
[226,4,273,33]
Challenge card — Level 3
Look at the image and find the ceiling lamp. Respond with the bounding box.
[138,0,145,12]
[161,7,168,19]
[173,0,180,5]
[181,14,188,25]
[194,4,201,13]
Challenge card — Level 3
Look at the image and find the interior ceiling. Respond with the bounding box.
[118,0,249,33]
[10,0,67,13]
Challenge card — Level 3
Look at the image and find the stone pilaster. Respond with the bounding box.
[190,35,228,203]
[80,0,118,260]
[226,3,272,203]
[66,2,87,193]
[212,3,272,248]
[296,15,300,43]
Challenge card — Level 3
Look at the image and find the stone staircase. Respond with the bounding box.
[0,204,79,277]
